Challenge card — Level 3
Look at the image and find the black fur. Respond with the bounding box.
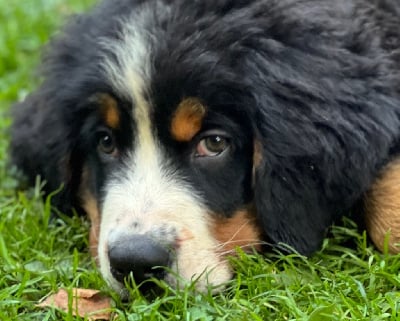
[11,0,400,255]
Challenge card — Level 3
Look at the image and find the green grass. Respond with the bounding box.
[1,1,400,320]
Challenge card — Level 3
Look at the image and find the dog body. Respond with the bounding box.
[11,0,400,294]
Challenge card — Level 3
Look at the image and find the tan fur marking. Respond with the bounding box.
[253,140,263,169]
[364,159,400,253]
[252,140,263,187]
[98,94,120,129]
[211,206,263,255]
[80,169,100,261]
[170,97,206,142]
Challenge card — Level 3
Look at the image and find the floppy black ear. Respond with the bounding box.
[253,153,334,255]
[252,107,390,256]
[10,90,81,214]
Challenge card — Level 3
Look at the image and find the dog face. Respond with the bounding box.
[11,0,400,295]
[87,24,264,289]
[41,1,265,294]
[79,90,261,293]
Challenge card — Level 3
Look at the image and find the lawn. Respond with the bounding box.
[0,0,399,320]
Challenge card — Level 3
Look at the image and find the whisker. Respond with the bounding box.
[215,241,269,257]
[224,219,253,243]
[212,217,264,253]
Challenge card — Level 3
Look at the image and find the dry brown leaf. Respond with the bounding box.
[37,288,113,320]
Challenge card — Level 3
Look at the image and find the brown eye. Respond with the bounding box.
[196,135,229,157]
[98,131,116,154]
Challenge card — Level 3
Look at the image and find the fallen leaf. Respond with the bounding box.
[37,288,112,320]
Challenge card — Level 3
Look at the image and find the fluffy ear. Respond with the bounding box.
[10,91,81,214]
[253,154,334,255]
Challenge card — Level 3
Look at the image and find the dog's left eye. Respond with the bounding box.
[195,135,230,157]
[97,131,116,155]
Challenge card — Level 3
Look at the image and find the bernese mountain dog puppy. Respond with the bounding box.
[10,0,400,295]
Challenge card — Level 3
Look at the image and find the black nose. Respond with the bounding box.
[108,234,170,284]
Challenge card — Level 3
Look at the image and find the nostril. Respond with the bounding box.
[108,234,170,284]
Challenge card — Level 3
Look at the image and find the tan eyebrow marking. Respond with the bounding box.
[170,97,206,142]
[98,94,120,129]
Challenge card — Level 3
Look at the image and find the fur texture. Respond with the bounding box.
[10,0,400,293]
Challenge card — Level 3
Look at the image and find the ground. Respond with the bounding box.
[0,0,399,320]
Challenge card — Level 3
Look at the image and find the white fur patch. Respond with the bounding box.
[97,6,232,295]
[98,151,232,293]
[99,6,152,102]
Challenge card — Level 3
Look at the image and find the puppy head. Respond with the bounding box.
[33,2,266,296]
[80,90,263,294]
[10,1,267,295]
[14,0,384,296]
[11,0,321,295]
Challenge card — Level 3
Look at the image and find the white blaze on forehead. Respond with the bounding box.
[100,5,159,164]
[99,9,164,188]
[99,0,172,103]
[97,6,232,293]
[100,5,152,99]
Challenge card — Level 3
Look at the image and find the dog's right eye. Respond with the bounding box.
[97,131,116,155]
[195,135,229,157]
